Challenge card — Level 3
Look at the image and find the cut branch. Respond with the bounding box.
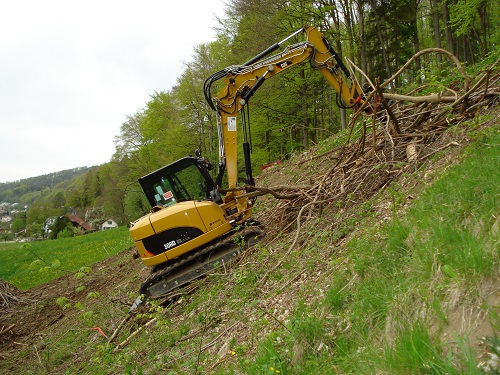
[383,93,456,103]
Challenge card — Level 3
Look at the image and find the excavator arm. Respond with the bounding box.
[203,26,364,221]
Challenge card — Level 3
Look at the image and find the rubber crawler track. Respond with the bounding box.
[139,226,263,298]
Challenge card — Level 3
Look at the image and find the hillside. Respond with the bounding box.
[0,97,498,373]
[0,166,94,203]
[0,2,497,372]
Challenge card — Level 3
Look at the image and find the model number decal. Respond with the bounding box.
[163,240,177,250]
[163,238,184,250]
[276,61,292,69]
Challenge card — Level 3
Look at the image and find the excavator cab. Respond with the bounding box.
[138,156,217,209]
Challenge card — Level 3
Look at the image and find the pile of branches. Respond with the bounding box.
[240,51,499,237]
[0,281,33,311]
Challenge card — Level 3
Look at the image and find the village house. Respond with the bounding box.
[68,214,96,233]
[101,219,118,231]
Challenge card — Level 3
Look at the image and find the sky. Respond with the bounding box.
[0,0,225,183]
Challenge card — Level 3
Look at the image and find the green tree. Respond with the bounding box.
[11,216,25,236]
[174,36,235,168]
[91,163,126,224]
[52,191,66,208]
[50,216,71,240]
[448,0,498,62]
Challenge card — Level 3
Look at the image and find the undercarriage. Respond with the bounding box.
[130,225,262,311]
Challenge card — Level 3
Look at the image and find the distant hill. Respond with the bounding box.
[0,167,95,203]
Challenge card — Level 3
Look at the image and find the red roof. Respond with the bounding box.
[67,214,95,232]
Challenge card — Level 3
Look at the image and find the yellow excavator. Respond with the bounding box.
[129,26,365,301]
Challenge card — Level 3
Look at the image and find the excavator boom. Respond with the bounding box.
[204,26,364,198]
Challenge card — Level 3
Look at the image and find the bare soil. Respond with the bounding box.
[0,247,148,366]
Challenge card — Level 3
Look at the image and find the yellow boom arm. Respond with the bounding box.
[204,26,363,222]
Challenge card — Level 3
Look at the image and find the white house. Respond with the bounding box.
[1,215,11,223]
[101,219,118,231]
[43,216,57,237]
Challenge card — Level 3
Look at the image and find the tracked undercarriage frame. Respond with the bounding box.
[130,226,262,311]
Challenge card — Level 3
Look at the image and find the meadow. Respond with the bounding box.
[0,226,133,290]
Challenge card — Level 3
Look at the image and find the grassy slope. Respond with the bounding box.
[0,112,498,375]
[0,226,133,289]
[218,120,499,375]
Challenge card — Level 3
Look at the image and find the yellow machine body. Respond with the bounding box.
[131,200,232,267]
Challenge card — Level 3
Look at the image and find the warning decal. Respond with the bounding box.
[227,117,236,131]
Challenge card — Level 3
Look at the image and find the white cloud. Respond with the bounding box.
[0,0,224,183]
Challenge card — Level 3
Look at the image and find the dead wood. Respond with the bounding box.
[375,79,401,134]
[383,93,456,104]
[162,322,239,367]
[248,51,499,290]
[0,281,35,311]
[219,185,312,200]
[0,324,15,336]
[112,317,157,353]
[380,48,470,91]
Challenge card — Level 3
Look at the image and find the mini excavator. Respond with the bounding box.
[129,26,365,303]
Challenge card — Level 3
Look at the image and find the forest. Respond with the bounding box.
[2,0,498,238]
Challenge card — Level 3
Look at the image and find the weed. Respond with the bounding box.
[74,266,92,279]
[55,296,71,310]
[324,281,348,312]
[426,335,483,374]
[241,337,288,375]
[86,291,100,298]
[75,285,86,292]
[384,322,436,373]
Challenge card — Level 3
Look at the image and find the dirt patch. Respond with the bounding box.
[442,279,500,358]
[0,247,148,361]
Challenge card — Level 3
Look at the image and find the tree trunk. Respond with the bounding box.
[369,0,392,80]
[356,0,367,80]
[299,69,308,149]
[430,0,442,66]
[478,3,488,54]
[339,0,355,55]
[442,0,454,54]
[410,0,421,84]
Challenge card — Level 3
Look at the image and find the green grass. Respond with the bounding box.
[0,226,133,289]
[240,126,499,374]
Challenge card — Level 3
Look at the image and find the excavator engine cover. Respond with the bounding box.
[131,201,232,267]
